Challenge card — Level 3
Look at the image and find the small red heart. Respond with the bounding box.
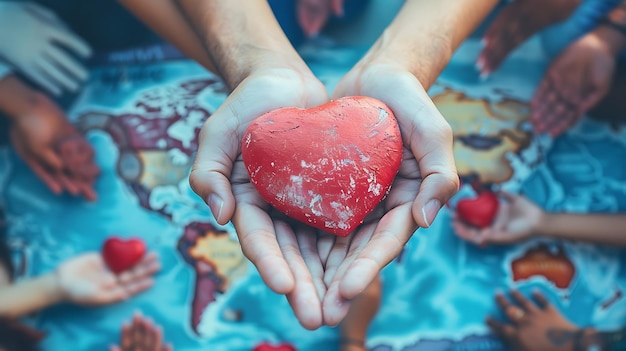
[102,237,146,273]
[242,96,403,236]
[456,191,499,228]
[253,342,296,351]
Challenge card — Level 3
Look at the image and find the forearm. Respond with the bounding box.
[0,272,64,318]
[175,0,309,89]
[0,75,46,121]
[362,0,498,88]
[118,0,217,73]
[537,213,626,246]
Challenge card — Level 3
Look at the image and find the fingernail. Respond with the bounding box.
[422,199,442,228]
[208,194,223,222]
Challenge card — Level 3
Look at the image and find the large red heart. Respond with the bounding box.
[102,237,146,274]
[253,342,296,351]
[456,191,499,228]
[242,96,403,236]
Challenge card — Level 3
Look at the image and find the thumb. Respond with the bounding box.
[189,120,237,225]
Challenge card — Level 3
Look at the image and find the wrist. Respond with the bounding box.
[43,270,66,305]
[362,28,452,89]
[532,210,551,237]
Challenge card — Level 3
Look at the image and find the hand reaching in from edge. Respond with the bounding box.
[110,312,172,351]
[10,92,100,201]
[453,192,544,246]
[531,30,616,137]
[56,252,160,305]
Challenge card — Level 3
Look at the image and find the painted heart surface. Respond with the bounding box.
[242,96,403,236]
[102,237,146,273]
[456,191,499,228]
[253,342,296,351]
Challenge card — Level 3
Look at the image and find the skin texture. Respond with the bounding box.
[0,252,160,318]
[453,192,626,247]
[124,0,498,328]
[0,75,99,201]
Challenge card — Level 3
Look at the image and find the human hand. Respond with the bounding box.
[531,29,617,137]
[487,290,579,351]
[477,0,580,76]
[321,62,458,325]
[0,2,91,96]
[56,252,160,306]
[453,192,544,246]
[110,312,172,351]
[297,0,343,37]
[9,93,100,201]
[189,68,333,329]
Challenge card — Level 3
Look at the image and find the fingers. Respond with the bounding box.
[24,2,61,24]
[35,55,80,92]
[189,120,237,225]
[21,153,63,194]
[120,322,133,350]
[340,204,416,299]
[323,234,351,287]
[21,65,62,96]
[510,289,537,313]
[44,44,89,82]
[233,202,294,294]
[532,290,552,310]
[48,26,92,59]
[118,252,161,283]
[295,229,327,301]
[486,316,516,340]
[275,221,323,330]
[401,90,459,228]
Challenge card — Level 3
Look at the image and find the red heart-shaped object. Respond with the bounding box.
[102,237,146,273]
[456,191,499,228]
[242,96,403,236]
[253,342,296,351]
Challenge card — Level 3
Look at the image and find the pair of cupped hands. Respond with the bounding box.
[189,61,459,329]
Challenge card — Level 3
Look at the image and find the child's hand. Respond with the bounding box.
[487,290,579,351]
[453,192,545,246]
[10,93,100,201]
[110,312,172,351]
[55,252,160,306]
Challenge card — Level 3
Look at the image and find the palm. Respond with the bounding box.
[190,69,332,329]
[531,33,616,136]
[57,252,160,306]
[57,253,123,305]
[320,64,458,325]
